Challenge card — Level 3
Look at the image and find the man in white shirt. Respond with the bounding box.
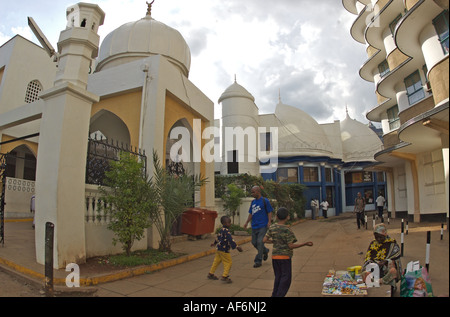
[376,193,386,221]
[320,200,329,219]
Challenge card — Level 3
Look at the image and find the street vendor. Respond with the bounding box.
[362,223,401,288]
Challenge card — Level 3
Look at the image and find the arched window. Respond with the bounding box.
[24,80,42,103]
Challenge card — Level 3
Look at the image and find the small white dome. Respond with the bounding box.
[218,81,255,103]
[96,15,191,76]
[340,113,382,162]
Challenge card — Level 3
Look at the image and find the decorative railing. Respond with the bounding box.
[85,184,110,224]
[85,135,146,186]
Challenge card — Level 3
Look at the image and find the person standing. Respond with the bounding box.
[320,199,329,219]
[244,186,273,268]
[310,198,316,220]
[315,198,319,218]
[376,193,386,222]
[354,192,366,229]
[264,207,313,297]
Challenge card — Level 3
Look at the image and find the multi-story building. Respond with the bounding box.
[343,0,449,225]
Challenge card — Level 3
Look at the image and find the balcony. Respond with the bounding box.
[382,129,401,149]
[365,0,405,50]
[359,46,386,82]
[366,94,397,122]
[395,0,444,58]
[351,5,372,44]
[398,94,435,124]
[398,101,449,153]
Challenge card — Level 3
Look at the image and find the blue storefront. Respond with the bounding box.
[262,156,386,217]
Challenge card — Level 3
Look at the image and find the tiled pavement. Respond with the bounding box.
[0,212,448,298]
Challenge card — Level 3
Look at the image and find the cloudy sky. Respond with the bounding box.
[0,0,378,124]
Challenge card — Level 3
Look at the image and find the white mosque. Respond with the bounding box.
[0,2,386,267]
[215,79,385,218]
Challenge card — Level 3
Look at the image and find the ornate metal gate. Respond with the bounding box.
[85,135,147,185]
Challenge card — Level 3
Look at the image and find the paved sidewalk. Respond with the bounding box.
[0,212,448,297]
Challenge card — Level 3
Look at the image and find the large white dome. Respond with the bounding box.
[340,113,382,162]
[274,102,333,155]
[96,14,191,76]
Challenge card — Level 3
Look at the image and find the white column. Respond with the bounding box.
[34,3,104,268]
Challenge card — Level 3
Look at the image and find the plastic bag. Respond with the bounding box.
[400,266,433,297]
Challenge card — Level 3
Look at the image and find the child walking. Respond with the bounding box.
[208,215,243,283]
[264,207,313,297]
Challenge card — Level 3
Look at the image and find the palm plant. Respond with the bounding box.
[149,151,207,252]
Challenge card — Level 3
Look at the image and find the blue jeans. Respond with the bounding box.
[251,227,269,265]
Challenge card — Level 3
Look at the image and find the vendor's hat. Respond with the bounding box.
[374,223,387,236]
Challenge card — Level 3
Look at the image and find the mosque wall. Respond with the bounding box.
[91,90,142,148]
[0,36,56,115]
[164,93,208,207]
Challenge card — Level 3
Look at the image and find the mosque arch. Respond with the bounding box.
[165,118,195,176]
[5,144,37,181]
[89,109,131,147]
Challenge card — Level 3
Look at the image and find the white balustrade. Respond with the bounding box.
[85,185,109,225]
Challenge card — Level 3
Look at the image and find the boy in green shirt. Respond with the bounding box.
[264,207,313,297]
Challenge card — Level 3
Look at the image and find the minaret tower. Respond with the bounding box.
[218,77,260,175]
[35,3,105,268]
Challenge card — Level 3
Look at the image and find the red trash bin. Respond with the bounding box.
[181,208,218,236]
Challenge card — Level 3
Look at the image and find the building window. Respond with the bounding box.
[325,187,334,208]
[325,167,333,182]
[277,167,298,183]
[345,171,372,184]
[433,10,449,55]
[378,60,390,78]
[387,105,400,130]
[377,171,385,182]
[260,132,272,152]
[404,70,425,105]
[363,171,373,182]
[389,14,402,36]
[24,80,42,103]
[227,150,238,174]
[303,166,319,182]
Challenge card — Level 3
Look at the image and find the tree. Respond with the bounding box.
[99,152,155,256]
[221,183,245,224]
[149,151,207,252]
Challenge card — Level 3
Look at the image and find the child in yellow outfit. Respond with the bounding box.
[208,216,243,283]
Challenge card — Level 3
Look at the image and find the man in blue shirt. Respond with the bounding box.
[244,186,273,268]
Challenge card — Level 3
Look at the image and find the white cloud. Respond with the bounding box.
[11,26,34,42]
[0,0,377,125]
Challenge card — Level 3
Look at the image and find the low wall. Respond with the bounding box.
[214,197,253,228]
[4,177,35,218]
[84,184,147,258]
